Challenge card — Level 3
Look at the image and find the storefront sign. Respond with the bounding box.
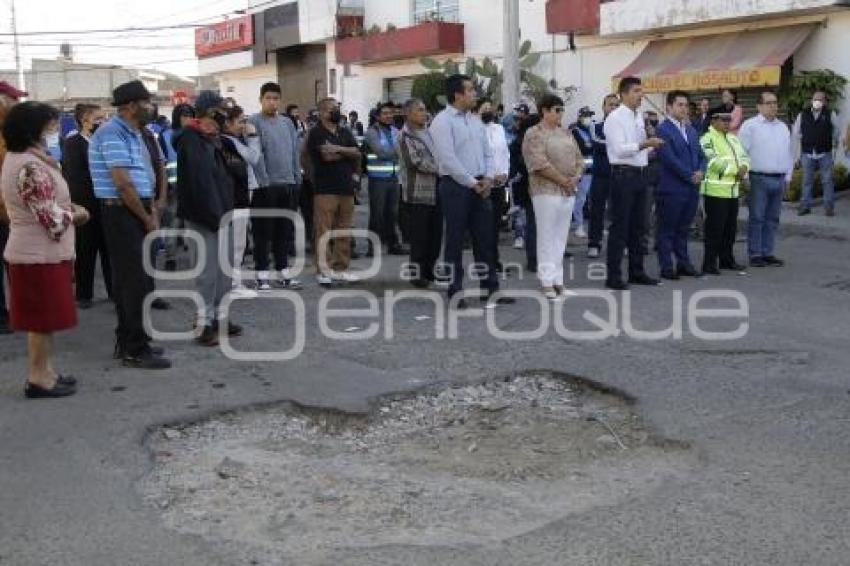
[195,16,254,58]
[613,66,782,94]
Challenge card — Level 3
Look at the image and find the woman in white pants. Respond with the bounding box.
[223,106,263,297]
[521,94,585,299]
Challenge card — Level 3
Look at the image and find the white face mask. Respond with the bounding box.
[580,117,592,127]
[45,131,60,148]
[812,100,825,111]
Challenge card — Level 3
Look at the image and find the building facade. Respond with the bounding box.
[322,0,849,137]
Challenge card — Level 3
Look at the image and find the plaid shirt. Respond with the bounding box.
[397,125,439,205]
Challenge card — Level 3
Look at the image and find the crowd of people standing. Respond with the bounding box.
[0,73,846,398]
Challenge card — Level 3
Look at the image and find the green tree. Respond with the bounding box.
[415,41,570,110]
[780,68,848,121]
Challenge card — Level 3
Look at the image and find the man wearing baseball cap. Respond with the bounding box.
[88,80,171,369]
[0,80,27,334]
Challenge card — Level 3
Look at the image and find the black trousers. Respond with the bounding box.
[587,174,611,250]
[74,204,112,301]
[439,177,498,296]
[606,166,649,282]
[299,179,315,248]
[368,177,400,249]
[251,183,299,272]
[471,184,507,267]
[0,223,8,325]
[403,200,443,281]
[523,202,537,269]
[703,195,739,270]
[101,204,154,356]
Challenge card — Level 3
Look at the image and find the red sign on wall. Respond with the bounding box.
[195,16,254,58]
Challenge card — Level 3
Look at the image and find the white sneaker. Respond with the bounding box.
[317,273,333,286]
[574,227,588,238]
[279,269,303,289]
[231,286,258,299]
[257,271,272,291]
[513,237,524,249]
[587,247,600,259]
[332,271,360,283]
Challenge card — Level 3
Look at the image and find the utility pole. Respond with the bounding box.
[10,0,24,93]
[501,0,520,110]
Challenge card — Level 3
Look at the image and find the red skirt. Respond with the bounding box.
[8,261,77,333]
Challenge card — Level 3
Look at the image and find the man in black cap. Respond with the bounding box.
[88,80,171,369]
[173,90,243,346]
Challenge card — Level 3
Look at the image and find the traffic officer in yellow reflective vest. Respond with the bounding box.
[365,102,407,256]
[699,108,751,275]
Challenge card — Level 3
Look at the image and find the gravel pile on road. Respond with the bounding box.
[141,373,693,566]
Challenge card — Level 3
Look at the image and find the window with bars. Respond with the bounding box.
[413,0,460,24]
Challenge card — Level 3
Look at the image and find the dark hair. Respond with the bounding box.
[403,98,425,113]
[260,82,282,97]
[722,89,738,103]
[538,93,565,111]
[2,101,60,152]
[758,90,778,104]
[349,110,358,119]
[445,74,472,103]
[666,90,689,106]
[317,97,337,112]
[700,97,711,103]
[603,93,619,105]
[285,104,298,115]
[73,103,99,127]
[376,101,395,114]
[618,77,641,95]
[171,103,195,127]
[226,105,244,121]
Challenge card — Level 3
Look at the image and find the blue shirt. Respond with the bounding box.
[429,106,494,188]
[88,116,156,199]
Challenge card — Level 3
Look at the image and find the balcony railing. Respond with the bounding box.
[335,21,464,65]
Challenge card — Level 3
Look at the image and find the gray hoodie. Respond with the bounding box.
[248,113,301,186]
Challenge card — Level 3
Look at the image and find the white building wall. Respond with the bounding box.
[601,0,846,36]
[299,0,340,43]
[215,59,278,116]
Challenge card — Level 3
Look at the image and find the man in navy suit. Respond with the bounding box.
[655,90,706,279]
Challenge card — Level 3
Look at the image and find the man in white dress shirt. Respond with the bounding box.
[738,90,794,267]
[475,98,510,271]
[603,77,665,290]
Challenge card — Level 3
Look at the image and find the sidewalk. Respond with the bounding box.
[739,190,850,237]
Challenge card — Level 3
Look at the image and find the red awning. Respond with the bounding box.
[613,25,814,93]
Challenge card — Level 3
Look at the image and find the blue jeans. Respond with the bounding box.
[801,152,835,209]
[747,174,784,258]
[572,174,592,228]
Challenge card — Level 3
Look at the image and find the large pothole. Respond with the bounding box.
[139,372,693,565]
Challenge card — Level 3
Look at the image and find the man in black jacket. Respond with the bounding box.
[174,91,242,346]
[63,103,111,309]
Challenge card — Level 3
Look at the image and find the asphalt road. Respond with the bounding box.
[1,199,849,565]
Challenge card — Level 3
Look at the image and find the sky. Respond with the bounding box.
[0,0,265,78]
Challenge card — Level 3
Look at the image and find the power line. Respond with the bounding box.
[0,0,284,37]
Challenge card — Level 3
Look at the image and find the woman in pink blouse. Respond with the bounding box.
[521,94,585,300]
[0,102,90,398]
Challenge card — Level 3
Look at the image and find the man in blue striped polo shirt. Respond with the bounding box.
[88,80,171,370]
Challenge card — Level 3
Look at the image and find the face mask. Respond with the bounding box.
[648,119,659,127]
[481,111,495,124]
[812,100,824,111]
[135,106,153,126]
[580,117,592,127]
[329,110,342,124]
[45,131,60,148]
